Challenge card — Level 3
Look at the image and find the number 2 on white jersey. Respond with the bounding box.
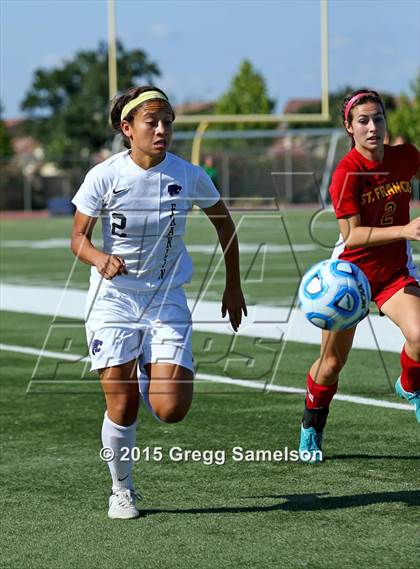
[111,213,127,237]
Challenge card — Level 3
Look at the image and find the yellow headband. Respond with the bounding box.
[120,91,170,121]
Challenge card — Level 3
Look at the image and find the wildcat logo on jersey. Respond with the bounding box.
[92,339,103,355]
[167,184,182,196]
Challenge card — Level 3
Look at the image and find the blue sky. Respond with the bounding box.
[1,0,419,119]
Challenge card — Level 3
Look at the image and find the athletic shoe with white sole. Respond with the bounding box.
[299,425,324,463]
[108,489,141,519]
[395,377,420,423]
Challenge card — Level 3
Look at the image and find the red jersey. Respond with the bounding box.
[329,144,420,282]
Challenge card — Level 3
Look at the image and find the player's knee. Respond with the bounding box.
[405,327,420,357]
[154,400,191,423]
[321,355,346,379]
[108,395,139,426]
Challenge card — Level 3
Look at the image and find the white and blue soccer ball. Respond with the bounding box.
[298,259,371,331]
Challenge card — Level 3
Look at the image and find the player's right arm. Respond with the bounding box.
[339,214,420,249]
[70,210,127,279]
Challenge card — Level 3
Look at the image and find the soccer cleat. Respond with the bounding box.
[395,377,420,423]
[108,489,141,520]
[299,425,324,463]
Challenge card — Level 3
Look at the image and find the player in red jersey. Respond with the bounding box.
[299,89,420,462]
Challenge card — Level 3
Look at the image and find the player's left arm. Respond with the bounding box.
[203,199,247,332]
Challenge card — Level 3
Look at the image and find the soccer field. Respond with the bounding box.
[1,209,419,569]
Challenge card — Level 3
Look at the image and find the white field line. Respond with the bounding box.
[0,342,89,362]
[0,238,318,254]
[1,238,418,262]
[196,373,413,412]
[0,343,413,413]
[0,283,405,353]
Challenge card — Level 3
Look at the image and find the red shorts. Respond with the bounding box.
[370,270,420,313]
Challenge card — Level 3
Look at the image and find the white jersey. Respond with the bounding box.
[72,150,219,291]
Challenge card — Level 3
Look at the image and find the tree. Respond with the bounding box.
[214,59,276,130]
[21,41,160,163]
[292,86,396,129]
[387,73,420,146]
[0,102,13,158]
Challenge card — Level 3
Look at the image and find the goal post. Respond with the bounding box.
[107,0,330,163]
[176,0,330,163]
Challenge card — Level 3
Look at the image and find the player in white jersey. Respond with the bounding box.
[70,86,247,519]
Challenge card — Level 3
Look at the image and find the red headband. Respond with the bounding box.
[344,92,374,123]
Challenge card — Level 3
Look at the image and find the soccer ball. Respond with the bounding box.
[298,259,371,331]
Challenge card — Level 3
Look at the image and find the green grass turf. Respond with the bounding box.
[2,210,314,305]
[1,311,419,568]
[1,210,419,568]
[1,208,418,305]
[0,310,401,397]
[0,210,369,297]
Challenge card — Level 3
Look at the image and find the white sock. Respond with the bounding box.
[101,411,137,492]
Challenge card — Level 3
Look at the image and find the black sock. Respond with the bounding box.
[302,406,329,433]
